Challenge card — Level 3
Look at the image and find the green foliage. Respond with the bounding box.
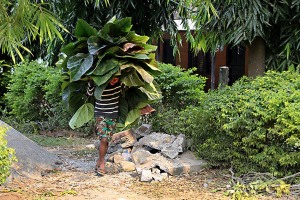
[4,60,73,132]
[0,125,16,184]
[189,0,300,71]
[228,179,290,199]
[181,70,300,176]
[60,17,161,130]
[0,0,67,63]
[155,63,206,109]
[150,63,206,134]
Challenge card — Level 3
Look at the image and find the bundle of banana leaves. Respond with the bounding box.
[58,17,161,130]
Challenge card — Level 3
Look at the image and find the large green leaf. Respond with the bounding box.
[93,59,119,76]
[126,31,149,43]
[91,66,119,86]
[75,19,97,38]
[101,17,132,36]
[140,61,161,76]
[121,69,145,87]
[118,96,129,124]
[124,101,149,128]
[69,103,94,129]
[138,43,157,54]
[87,36,108,55]
[62,81,88,114]
[116,53,150,60]
[121,63,153,83]
[67,53,94,81]
[61,38,88,56]
[139,82,162,100]
[125,87,148,110]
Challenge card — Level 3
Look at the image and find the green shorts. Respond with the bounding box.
[95,117,116,141]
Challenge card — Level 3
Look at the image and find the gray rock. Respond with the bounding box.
[161,145,179,159]
[135,132,176,151]
[134,124,152,139]
[152,173,164,182]
[140,169,153,182]
[119,161,135,172]
[132,148,207,176]
[131,147,182,175]
[172,134,186,153]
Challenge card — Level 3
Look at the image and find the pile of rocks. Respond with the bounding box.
[95,124,206,182]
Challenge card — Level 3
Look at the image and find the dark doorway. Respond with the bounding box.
[188,43,211,76]
[163,39,175,65]
[226,45,245,85]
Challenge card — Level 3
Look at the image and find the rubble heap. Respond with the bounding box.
[95,124,206,182]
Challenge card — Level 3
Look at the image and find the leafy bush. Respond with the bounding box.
[180,70,300,176]
[0,125,16,184]
[150,63,206,134]
[5,60,71,132]
[155,63,206,109]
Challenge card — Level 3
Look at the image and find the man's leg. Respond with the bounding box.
[97,137,108,172]
[95,117,116,175]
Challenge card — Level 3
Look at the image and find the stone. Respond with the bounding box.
[107,143,122,154]
[161,173,169,179]
[176,151,207,174]
[172,134,186,153]
[111,129,137,148]
[134,124,152,138]
[161,134,187,159]
[113,154,125,164]
[161,145,179,159]
[135,132,176,151]
[121,151,132,161]
[151,167,161,174]
[119,161,136,172]
[131,147,181,175]
[152,173,164,182]
[140,169,153,182]
[132,148,206,176]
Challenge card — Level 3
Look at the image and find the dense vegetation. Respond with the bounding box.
[153,68,300,176]
[4,60,71,133]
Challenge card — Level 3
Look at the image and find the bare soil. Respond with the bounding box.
[0,138,295,200]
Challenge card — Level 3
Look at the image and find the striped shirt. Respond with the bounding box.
[94,82,121,119]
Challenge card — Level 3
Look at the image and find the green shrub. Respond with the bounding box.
[5,60,72,132]
[0,125,16,184]
[155,63,206,109]
[149,63,206,134]
[182,70,300,176]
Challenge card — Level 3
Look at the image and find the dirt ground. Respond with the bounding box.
[0,140,296,200]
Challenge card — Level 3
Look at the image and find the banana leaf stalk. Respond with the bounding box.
[57,17,161,130]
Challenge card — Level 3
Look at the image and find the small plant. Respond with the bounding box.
[0,125,16,184]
